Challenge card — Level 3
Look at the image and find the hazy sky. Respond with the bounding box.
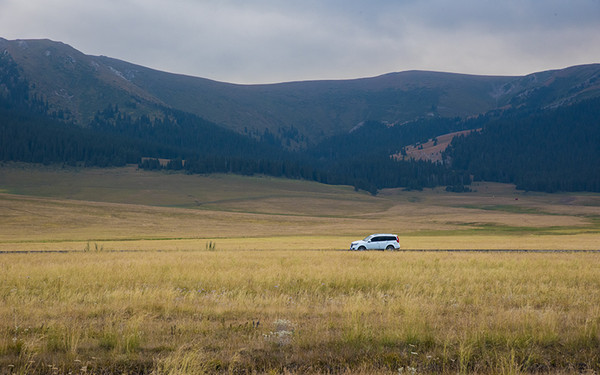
[1,0,599,84]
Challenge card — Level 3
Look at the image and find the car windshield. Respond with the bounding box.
[363,235,374,241]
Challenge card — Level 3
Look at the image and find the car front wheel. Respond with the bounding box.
[358,246,366,251]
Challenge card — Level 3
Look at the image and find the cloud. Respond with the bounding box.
[1,0,599,83]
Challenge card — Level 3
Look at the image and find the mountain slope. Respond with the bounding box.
[2,37,600,193]
[444,97,600,192]
[101,60,514,139]
[2,38,600,144]
[0,38,165,123]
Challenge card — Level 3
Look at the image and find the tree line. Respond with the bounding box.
[2,94,463,194]
[141,153,469,195]
[443,97,600,192]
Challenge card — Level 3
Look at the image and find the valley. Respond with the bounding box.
[1,163,598,252]
[1,164,599,374]
[1,36,600,374]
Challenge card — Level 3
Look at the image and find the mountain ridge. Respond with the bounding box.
[2,37,600,193]
[2,38,599,144]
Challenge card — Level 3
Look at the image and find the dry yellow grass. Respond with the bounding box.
[1,164,600,373]
[1,250,599,374]
[1,165,599,252]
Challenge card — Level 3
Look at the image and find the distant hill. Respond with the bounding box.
[1,37,599,193]
[2,38,600,145]
[443,97,600,192]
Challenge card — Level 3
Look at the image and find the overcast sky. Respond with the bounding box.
[1,0,599,84]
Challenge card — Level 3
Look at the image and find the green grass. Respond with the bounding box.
[0,163,374,211]
[457,204,549,215]
[451,223,600,235]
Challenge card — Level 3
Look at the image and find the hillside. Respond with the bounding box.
[2,37,600,194]
[393,129,478,163]
[444,97,600,192]
[2,38,600,144]
[1,163,598,248]
[0,39,165,123]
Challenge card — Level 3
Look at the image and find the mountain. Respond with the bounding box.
[2,38,600,145]
[1,37,599,194]
[0,38,165,123]
[443,97,600,192]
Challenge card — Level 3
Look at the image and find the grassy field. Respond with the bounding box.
[1,163,599,252]
[2,251,599,374]
[1,163,599,374]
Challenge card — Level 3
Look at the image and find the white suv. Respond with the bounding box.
[350,234,400,251]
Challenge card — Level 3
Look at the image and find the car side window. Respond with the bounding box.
[372,237,382,242]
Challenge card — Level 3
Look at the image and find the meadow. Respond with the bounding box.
[1,164,599,374]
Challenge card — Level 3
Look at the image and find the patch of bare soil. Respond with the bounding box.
[393,129,479,163]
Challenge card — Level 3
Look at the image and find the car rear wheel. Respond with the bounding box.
[385,245,395,251]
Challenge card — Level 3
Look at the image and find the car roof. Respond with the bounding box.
[368,233,397,236]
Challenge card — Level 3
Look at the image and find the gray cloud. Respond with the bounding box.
[1,0,599,83]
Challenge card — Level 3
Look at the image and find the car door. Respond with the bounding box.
[367,236,383,250]
[382,236,395,249]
